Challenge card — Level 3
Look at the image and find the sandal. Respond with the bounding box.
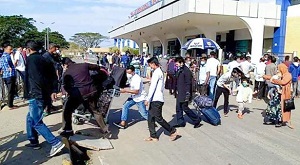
[170,130,179,141]
[144,137,159,142]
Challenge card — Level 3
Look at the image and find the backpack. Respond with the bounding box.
[193,95,213,109]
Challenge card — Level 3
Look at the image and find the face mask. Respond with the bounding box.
[242,82,248,87]
[127,73,133,79]
[186,61,191,65]
[294,62,299,67]
[200,61,206,65]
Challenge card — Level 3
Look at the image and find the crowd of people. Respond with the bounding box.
[0,39,297,158]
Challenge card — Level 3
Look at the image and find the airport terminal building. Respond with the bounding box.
[109,0,300,63]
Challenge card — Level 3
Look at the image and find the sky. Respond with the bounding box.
[0,0,144,47]
[0,0,277,47]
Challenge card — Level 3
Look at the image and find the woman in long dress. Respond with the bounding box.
[264,63,293,128]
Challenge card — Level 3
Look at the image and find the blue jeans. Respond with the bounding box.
[141,65,147,77]
[26,99,60,146]
[209,76,217,99]
[135,69,141,76]
[121,98,148,121]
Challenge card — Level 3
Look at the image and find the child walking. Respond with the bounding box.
[235,77,253,119]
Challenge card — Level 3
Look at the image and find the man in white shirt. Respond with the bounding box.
[144,57,178,142]
[206,51,221,99]
[13,47,27,99]
[240,56,253,78]
[254,58,266,100]
[198,54,210,96]
[113,65,148,129]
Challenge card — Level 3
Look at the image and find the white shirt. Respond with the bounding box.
[146,67,164,102]
[206,57,220,76]
[198,64,208,85]
[255,62,266,81]
[227,60,241,73]
[216,72,231,87]
[236,86,253,103]
[15,51,26,72]
[240,60,253,78]
[130,74,147,102]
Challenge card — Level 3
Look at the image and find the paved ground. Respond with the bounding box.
[1,86,300,165]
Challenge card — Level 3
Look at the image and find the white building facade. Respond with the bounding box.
[109,0,284,64]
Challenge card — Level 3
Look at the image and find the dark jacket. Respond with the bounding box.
[26,52,53,100]
[176,65,193,102]
[42,52,58,93]
[63,63,100,97]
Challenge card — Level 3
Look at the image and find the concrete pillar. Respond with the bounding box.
[241,17,264,64]
[176,35,187,57]
[148,42,154,56]
[138,42,144,55]
[161,40,168,57]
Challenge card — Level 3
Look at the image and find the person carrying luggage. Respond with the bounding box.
[173,57,202,128]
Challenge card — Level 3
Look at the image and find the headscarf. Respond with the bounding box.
[278,63,289,75]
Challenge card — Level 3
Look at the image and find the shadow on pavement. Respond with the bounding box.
[0,123,63,165]
[107,108,146,140]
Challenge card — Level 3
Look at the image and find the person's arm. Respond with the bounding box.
[146,71,159,102]
[263,75,272,80]
[272,74,292,86]
[205,66,210,85]
[217,63,221,76]
[184,68,193,101]
[248,89,253,103]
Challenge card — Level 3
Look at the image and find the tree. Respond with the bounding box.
[0,15,69,48]
[123,46,139,55]
[109,46,120,53]
[70,32,108,50]
[0,15,37,47]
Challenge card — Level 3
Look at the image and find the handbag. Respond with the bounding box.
[284,98,295,112]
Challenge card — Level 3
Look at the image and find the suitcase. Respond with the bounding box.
[201,107,221,126]
[193,95,213,109]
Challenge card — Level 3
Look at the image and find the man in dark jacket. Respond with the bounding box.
[59,58,108,137]
[174,57,202,128]
[288,57,300,97]
[42,43,59,115]
[25,40,64,157]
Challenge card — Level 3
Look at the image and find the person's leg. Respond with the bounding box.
[26,112,39,145]
[152,102,176,134]
[209,76,216,99]
[213,86,222,108]
[120,98,136,121]
[175,100,186,126]
[223,88,230,115]
[254,80,259,93]
[292,82,297,98]
[136,101,148,120]
[147,102,158,139]
[28,99,60,146]
[237,102,244,119]
[61,95,82,132]
[181,101,200,124]
[87,95,109,133]
[4,77,15,107]
[257,81,265,100]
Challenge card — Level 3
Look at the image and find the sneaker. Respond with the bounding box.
[25,143,41,150]
[113,122,127,129]
[49,142,65,157]
[59,130,74,137]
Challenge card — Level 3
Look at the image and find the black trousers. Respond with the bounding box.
[167,74,176,93]
[213,86,229,114]
[4,77,16,107]
[148,101,176,138]
[62,89,107,133]
[176,100,200,126]
[254,81,265,99]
